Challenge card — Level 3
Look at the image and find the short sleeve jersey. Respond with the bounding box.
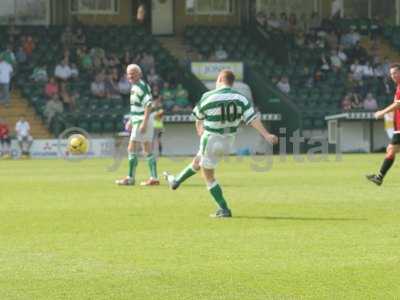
[394,85,400,132]
[192,86,258,135]
[130,79,152,124]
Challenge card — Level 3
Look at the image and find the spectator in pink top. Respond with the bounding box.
[363,93,378,111]
[44,76,59,98]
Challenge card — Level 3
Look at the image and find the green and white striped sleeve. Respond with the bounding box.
[242,101,258,125]
[192,103,205,120]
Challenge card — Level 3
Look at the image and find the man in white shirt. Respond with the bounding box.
[15,115,33,158]
[215,45,228,61]
[331,0,343,18]
[54,58,72,81]
[0,56,13,106]
[276,76,291,94]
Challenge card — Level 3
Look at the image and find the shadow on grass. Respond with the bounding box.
[234,216,367,221]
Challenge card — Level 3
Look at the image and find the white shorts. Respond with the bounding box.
[129,121,154,143]
[17,135,33,143]
[198,132,235,169]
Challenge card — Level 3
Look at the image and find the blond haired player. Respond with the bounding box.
[116,64,159,186]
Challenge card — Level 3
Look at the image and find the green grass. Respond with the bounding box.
[1,154,400,299]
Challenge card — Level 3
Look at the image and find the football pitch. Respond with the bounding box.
[1,154,399,299]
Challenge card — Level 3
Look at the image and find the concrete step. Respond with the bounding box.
[158,36,195,60]
[0,90,51,138]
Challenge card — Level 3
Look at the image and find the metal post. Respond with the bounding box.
[341,0,344,17]
[397,0,400,25]
[368,0,372,18]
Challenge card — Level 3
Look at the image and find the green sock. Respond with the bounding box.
[147,154,158,179]
[208,182,229,210]
[176,164,197,185]
[128,153,138,178]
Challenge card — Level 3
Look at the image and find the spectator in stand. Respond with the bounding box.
[337,45,348,63]
[330,49,342,70]
[2,44,16,66]
[140,53,155,74]
[59,82,76,111]
[147,67,162,88]
[341,94,352,111]
[22,35,35,59]
[313,70,325,85]
[340,29,355,49]
[70,63,79,80]
[104,72,121,100]
[43,95,64,125]
[373,61,386,78]
[382,57,391,76]
[118,73,131,95]
[77,46,92,71]
[345,73,357,91]
[214,45,228,61]
[361,61,374,78]
[63,48,72,62]
[363,93,378,111]
[276,76,290,94]
[351,93,362,109]
[91,73,106,99]
[30,64,48,83]
[161,81,175,112]
[73,28,86,47]
[15,115,33,158]
[256,11,267,26]
[15,46,27,64]
[348,29,361,46]
[0,117,11,158]
[267,12,280,29]
[173,84,191,113]
[90,47,106,61]
[0,56,13,107]
[294,31,305,48]
[279,12,289,31]
[121,49,133,69]
[318,53,331,72]
[326,29,339,50]
[106,53,121,69]
[349,41,368,63]
[350,59,364,82]
[92,55,103,71]
[309,12,321,31]
[61,26,74,48]
[44,76,59,99]
[54,58,72,82]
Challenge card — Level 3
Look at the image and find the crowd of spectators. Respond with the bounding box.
[1,25,192,128]
[256,9,391,113]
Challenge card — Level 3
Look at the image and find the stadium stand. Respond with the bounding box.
[183,15,398,131]
[0,25,202,137]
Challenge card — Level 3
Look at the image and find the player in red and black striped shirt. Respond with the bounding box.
[367,63,400,185]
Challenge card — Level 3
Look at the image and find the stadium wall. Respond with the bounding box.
[173,0,241,35]
[55,0,241,31]
[73,0,132,25]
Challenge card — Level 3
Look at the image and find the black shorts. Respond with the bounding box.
[0,137,11,145]
[391,134,400,145]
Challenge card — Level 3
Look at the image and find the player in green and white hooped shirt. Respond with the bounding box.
[116,64,159,186]
[164,70,278,218]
